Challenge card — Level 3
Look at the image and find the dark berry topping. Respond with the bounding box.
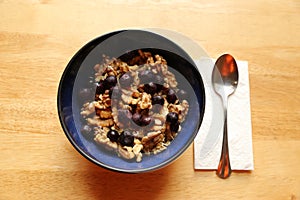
[132,112,142,125]
[140,115,152,126]
[144,82,157,95]
[170,121,180,132]
[95,81,106,95]
[107,130,119,142]
[152,95,164,105]
[104,75,117,88]
[161,86,170,95]
[119,130,134,147]
[167,89,178,104]
[166,112,179,124]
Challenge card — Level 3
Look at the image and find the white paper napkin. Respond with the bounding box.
[194,58,254,170]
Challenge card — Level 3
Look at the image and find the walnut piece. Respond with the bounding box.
[138,92,152,110]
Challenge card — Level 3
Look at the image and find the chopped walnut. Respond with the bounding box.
[118,146,135,160]
[81,102,96,117]
[138,92,152,110]
[94,127,118,151]
[133,144,143,155]
[95,91,111,108]
[142,131,164,153]
[121,93,131,104]
[118,61,130,74]
[96,109,112,119]
[165,71,178,88]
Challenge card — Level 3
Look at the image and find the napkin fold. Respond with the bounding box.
[194,58,254,170]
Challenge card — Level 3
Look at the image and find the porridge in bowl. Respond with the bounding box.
[80,50,190,162]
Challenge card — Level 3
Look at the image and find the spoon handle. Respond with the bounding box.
[216,112,232,179]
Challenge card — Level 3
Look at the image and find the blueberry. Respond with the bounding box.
[132,112,142,125]
[152,95,164,105]
[139,70,154,83]
[167,89,178,104]
[144,82,157,95]
[119,73,133,87]
[130,104,137,113]
[170,121,180,132]
[104,75,117,88]
[140,115,152,126]
[119,130,134,147]
[161,86,169,95]
[95,81,106,95]
[107,130,119,142]
[166,112,179,124]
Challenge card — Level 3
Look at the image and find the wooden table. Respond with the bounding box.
[1,1,299,199]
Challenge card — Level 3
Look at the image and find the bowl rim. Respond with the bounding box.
[57,29,206,173]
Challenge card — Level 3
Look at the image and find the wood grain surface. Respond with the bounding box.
[0,0,299,199]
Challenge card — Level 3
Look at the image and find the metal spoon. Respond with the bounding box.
[212,54,239,179]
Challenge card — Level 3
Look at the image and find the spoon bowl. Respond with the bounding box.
[212,54,239,178]
[212,54,239,98]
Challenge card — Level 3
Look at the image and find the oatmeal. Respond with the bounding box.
[80,50,189,162]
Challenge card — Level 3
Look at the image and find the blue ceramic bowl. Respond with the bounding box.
[57,30,205,173]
